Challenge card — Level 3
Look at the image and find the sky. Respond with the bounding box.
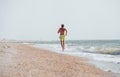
[0,0,120,41]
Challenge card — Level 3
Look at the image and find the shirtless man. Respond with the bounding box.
[57,24,67,51]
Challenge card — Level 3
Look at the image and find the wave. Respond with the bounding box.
[67,45,120,55]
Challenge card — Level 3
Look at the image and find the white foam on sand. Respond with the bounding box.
[33,44,120,74]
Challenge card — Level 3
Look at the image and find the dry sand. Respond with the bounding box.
[0,42,115,77]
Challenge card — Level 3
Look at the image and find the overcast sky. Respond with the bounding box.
[0,0,120,40]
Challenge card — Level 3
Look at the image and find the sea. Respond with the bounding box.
[33,40,120,74]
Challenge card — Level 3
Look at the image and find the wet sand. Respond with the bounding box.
[0,42,115,77]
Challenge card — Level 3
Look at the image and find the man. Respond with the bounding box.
[57,24,67,51]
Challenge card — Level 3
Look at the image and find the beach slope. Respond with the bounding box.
[0,42,114,77]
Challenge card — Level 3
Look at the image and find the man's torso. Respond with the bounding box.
[59,28,66,35]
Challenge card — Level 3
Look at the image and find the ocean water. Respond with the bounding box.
[34,40,120,55]
[34,40,120,74]
[67,40,120,55]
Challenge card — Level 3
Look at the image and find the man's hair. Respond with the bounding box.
[61,24,64,28]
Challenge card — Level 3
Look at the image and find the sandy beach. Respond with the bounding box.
[0,42,115,77]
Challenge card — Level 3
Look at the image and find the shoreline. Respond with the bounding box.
[0,42,115,77]
[34,43,120,74]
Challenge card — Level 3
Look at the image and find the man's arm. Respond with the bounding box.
[57,28,60,34]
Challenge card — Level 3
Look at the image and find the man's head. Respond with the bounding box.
[61,24,64,28]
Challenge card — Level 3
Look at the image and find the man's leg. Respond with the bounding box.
[60,35,65,51]
[60,40,64,51]
[62,40,65,51]
[60,40,62,47]
[60,40,63,50]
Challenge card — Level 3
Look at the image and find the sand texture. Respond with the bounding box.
[0,42,115,77]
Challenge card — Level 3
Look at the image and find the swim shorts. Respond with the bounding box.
[59,35,65,41]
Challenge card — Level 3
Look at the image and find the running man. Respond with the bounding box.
[57,24,67,51]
